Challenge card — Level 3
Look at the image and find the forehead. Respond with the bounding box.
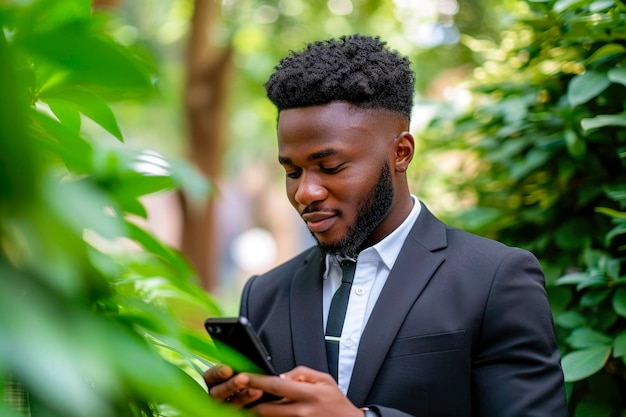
[277,102,396,154]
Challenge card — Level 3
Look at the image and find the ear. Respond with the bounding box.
[393,131,414,173]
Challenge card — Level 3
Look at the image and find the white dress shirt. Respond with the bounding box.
[322,196,422,395]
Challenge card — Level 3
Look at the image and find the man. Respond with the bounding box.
[204,34,567,417]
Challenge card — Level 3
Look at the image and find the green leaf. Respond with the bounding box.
[613,287,626,317]
[16,20,155,98]
[564,129,586,158]
[581,113,626,132]
[45,178,127,240]
[17,0,92,35]
[556,272,589,286]
[561,345,611,382]
[587,43,626,64]
[608,67,626,87]
[47,100,81,134]
[29,109,93,173]
[614,331,626,358]
[580,288,611,307]
[40,88,124,142]
[509,147,551,180]
[589,0,615,12]
[125,220,195,282]
[555,311,587,328]
[554,0,586,12]
[567,328,612,349]
[604,185,626,201]
[584,249,607,268]
[170,159,212,202]
[605,223,626,245]
[595,207,626,220]
[567,71,610,107]
[577,277,609,290]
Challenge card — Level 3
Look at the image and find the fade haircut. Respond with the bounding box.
[264,34,415,120]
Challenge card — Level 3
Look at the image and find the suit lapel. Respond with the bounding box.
[290,248,328,372]
[346,204,447,405]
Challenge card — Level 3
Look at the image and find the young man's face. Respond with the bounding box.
[277,101,410,257]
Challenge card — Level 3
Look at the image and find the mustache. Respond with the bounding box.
[300,205,339,216]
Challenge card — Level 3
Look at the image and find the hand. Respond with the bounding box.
[202,364,264,407]
[245,366,364,417]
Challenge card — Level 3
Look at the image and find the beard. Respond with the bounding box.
[314,161,394,258]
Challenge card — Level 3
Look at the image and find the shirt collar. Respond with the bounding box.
[323,196,421,277]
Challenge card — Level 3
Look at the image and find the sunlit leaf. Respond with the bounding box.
[589,0,615,12]
[561,345,611,382]
[29,109,93,173]
[567,71,610,107]
[17,0,92,34]
[586,43,626,64]
[581,113,626,132]
[40,88,124,141]
[554,0,586,12]
[47,99,81,134]
[16,20,155,98]
[595,207,626,220]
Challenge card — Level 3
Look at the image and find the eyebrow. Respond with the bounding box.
[278,149,338,165]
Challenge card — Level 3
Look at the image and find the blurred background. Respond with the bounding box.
[2,0,625,416]
[99,0,508,311]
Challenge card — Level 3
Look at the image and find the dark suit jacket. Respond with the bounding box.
[239,203,567,417]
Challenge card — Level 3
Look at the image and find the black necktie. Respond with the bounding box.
[325,259,356,381]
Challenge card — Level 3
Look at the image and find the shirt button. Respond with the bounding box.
[355,287,366,295]
[344,339,353,347]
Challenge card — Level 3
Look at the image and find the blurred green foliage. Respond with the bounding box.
[0,1,245,416]
[420,0,626,415]
[111,0,507,175]
[6,0,625,415]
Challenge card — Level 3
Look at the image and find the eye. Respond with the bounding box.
[286,168,302,179]
[320,163,343,174]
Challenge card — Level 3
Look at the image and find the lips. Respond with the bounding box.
[301,211,338,233]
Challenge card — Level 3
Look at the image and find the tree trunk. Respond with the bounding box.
[182,0,233,291]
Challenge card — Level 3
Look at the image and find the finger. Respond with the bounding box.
[280,366,335,383]
[226,388,265,408]
[245,373,317,400]
[203,365,233,388]
[209,372,251,400]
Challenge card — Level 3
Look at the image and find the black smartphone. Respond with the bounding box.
[204,316,277,376]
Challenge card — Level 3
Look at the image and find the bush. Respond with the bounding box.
[0,1,235,416]
[421,0,626,415]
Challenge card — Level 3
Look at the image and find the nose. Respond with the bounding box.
[293,173,327,207]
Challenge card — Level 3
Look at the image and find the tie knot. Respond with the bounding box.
[339,259,356,284]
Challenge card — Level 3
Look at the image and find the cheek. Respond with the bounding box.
[285,181,299,206]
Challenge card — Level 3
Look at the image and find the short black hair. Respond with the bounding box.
[264,34,415,119]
